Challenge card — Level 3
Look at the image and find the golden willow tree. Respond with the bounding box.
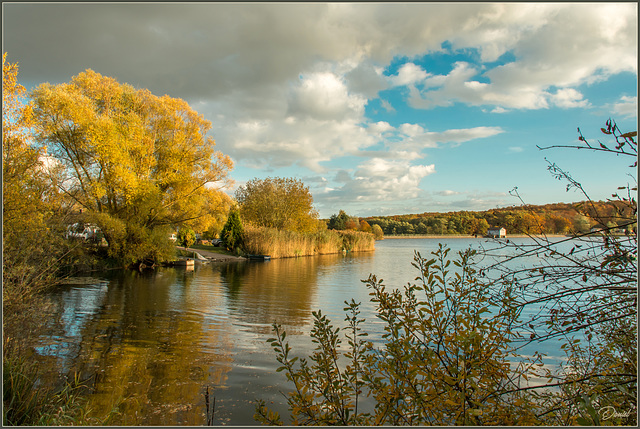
[30,70,233,265]
[3,53,71,304]
[235,177,319,233]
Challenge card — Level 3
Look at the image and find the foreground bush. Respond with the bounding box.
[255,245,543,425]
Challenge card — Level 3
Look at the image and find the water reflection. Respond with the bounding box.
[34,239,572,425]
[39,269,234,425]
[36,257,333,425]
[220,256,337,334]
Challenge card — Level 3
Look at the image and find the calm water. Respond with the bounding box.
[36,237,572,425]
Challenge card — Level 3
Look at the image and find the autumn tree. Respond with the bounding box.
[371,224,384,240]
[573,213,592,233]
[2,53,78,305]
[29,69,233,265]
[177,228,196,249]
[235,177,318,233]
[198,189,234,240]
[545,214,572,234]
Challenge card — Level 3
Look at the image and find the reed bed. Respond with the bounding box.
[242,226,375,259]
[3,340,97,426]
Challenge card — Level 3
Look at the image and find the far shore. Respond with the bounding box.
[382,234,571,239]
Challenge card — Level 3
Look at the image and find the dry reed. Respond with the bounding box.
[242,226,375,258]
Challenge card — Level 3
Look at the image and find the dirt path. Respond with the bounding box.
[176,246,246,262]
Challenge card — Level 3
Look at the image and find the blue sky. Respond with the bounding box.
[3,2,637,218]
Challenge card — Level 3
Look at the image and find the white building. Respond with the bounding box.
[487,227,507,238]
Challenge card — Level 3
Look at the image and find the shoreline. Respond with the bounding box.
[175,246,246,262]
[382,234,570,239]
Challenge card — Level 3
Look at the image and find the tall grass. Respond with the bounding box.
[3,338,98,426]
[242,226,375,258]
[339,229,377,252]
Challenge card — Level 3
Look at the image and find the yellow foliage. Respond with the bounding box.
[242,225,375,258]
[28,69,233,262]
[3,53,70,303]
[236,177,318,233]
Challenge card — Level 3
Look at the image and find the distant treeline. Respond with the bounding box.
[326,201,637,236]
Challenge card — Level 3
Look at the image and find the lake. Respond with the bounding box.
[36,237,572,425]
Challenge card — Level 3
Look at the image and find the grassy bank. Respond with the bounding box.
[242,226,375,259]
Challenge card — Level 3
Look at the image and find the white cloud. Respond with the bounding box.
[550,88,590,109]
[407,61,553,110]
[223,116,376,173]
[401,3,636,111]
[436,190,460,196]
[288,71,366,121]
[391,124,504,151]
[610,96,638,119]
[4,2,635,199]
[327,158,436,203]
[367,121,394,136]
[380,99,396,113]
[434,126,504,146]
[399,123,427,138]
[390,63,429,87]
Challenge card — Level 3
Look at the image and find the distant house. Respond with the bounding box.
[66,223,102,241]
[487,227,507,238]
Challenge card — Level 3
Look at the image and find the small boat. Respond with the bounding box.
[247,254,271,261]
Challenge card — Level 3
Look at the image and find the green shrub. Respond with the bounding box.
[221,210,244,252]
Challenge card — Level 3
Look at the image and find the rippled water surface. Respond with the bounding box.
[37,237,571,425]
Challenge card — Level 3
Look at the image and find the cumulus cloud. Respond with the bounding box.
[610,96,638,119]
[288,71,366,121]
[390,4,636,111]
[390,63,429,87]
[550,88,590,109]
[221,116,376,173]
[326,158,436,203]
[406,61,552,110]
[344,62,388,98]
[7,3,634,106]
[3,2,635,215]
